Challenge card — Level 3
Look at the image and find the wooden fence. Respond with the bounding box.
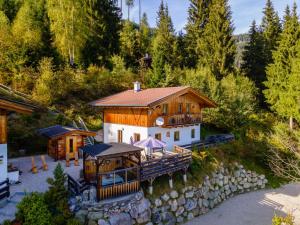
[98,180,139,200]
[0,179,10,200]
[140,146,192,181]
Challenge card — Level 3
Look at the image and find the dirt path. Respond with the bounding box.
[185,183,300,225]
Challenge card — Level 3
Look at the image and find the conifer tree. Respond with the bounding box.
[138,13,151,56]
[264,3,300,129]
[126,0,134,20]
[119,20,140,68]
[242,21,265,91]
[82,0,121,67]
[185,0,212,68]
[261,0,281,66]
[197,0,236,80]
[150,1,176,86]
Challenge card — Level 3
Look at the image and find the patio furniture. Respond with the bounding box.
[31,157,38,174]
[41,155,48,171]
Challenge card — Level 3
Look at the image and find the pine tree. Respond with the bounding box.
[138,13,151,56]
[119,20,140,68]
[242,21,265,92]
[82,0,121,67]
[0,0,21,22]
[264,3,300,129]
[150,1,176,86]
[261,0,281,66]
[185,0,212,68]
[197,0,236,80]
[126,0,134,20]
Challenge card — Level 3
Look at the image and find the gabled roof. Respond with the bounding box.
[90,86,217,108]
[38,125,96,138]
[80,143,142,158]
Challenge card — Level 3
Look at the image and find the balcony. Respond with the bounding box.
[158,113,202,127]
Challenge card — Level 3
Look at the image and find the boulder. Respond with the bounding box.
[161,193,170,202]
[175,206,185,217]
[154,198,162,207]
[185,199,197,211]
[88,211,104,221]
[109,213,132,225]
[187,212,194,220]
[98,219,110,225]
[170,199,178,212]
[151,212,161,224]
[177,216,184,223]
[177,195,186,206]
[170,190,179,199]
[75,209,88,224]
[185,190,194,198]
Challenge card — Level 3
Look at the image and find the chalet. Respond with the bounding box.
[38,125,96,161]
[0,97,34,200]
[90,82,216,150]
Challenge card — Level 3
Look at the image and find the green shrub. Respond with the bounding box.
[272,214,295,225]
[16,192,52,225]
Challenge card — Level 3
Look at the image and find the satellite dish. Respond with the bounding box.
[156,117,164,126]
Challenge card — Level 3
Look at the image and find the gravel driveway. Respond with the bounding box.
[185,183,300,225]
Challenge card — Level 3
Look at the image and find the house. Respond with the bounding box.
[0,97,34,200]
[38,125,96,161]
[90,82,216,151]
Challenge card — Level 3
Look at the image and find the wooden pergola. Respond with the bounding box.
[80,143,142,200]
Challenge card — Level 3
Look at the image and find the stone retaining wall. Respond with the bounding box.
[73,163,268,225]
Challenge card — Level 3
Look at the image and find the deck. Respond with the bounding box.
[140,145,192,181]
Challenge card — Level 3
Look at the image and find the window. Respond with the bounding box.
[174,131,180,141]
[186,103,191,114]
[162,104,168,115]
[69,139,74,153]
[191,129,195,139]
[155,133,162,140]
[134,133,140,142]
[178,103,183,113]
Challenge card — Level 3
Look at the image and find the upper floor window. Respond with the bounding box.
[162,104,168,115]
[191,129,195,139]
[186,103,191,114]
[174,131,180,141]
[178,103,183,113]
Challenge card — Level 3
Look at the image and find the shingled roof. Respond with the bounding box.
[38,125,96,138]
[90,86,216,108]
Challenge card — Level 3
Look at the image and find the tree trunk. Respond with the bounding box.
[290,116,294,130]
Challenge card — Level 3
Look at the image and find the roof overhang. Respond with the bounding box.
[0,97,35,114]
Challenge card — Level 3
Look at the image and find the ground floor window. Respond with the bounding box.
[134,133,140,142]
[174,131,180,141]
[155,133,162,140]
[191,129,195,138]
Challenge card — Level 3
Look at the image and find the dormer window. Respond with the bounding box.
[162,104,168,115]
[178,103,183,113]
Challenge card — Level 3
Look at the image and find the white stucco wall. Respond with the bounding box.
[103,123,201,151]
[0,144,8,183]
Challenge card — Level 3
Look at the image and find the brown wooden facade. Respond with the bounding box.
[46,131,96,161]
[103,89,213,128]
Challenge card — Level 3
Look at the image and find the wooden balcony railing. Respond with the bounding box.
[159,113,202,127]
[98,181,139,200]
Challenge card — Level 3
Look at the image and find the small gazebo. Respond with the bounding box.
[80,143,142,200]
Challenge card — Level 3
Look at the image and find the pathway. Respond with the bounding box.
[185,183,300,225]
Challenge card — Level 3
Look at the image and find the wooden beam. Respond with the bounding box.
[0,110,7,144]
[0,99,34,114]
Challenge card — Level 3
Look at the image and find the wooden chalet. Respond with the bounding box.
[38,125,96,161]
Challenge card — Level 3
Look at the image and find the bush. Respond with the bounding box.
[16,192,52,225]
[272,214,295,225]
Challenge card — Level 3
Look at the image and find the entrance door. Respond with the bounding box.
[66,136,77,159]
[117,130,123,143]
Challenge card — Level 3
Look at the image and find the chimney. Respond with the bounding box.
[133,81,141,92]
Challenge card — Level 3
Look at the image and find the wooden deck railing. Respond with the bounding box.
[0,179,10,200]
[159,113,202,127]
[98,180,139,200]
[140,146,192,181]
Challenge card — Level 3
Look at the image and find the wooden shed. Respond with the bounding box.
[38,125,96,161]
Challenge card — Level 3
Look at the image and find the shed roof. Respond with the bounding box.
[80,143,142,158]
[38,125,96,138]
[0,97,35,114]
[90,86,216,108]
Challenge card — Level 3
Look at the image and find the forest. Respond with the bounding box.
[0,0,300,185]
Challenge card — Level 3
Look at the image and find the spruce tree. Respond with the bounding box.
[185,0,212,68]
[138,13,151,56]
[197,0,236,80]
[242,21,265,93]
[150,1,176,86]
[261,0,281,66]
[264,3,300,129]
[82,0,121,67]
